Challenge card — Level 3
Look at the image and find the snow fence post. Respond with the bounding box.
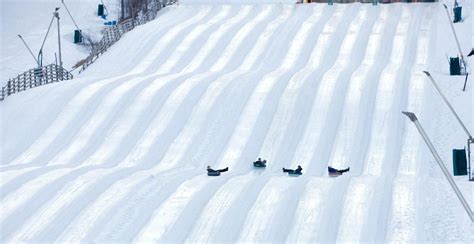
[402,111,474,222]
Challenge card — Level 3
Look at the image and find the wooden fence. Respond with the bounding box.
[79,0,177,73]
[0,64,73,101]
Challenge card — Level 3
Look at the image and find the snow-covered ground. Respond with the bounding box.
[0,0,473,243]
[0,0,118,85]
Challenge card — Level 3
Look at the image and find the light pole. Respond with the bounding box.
[37,12,56,68]
[17,35,39,67]
[402,111,474,222]
[54,8,62,69]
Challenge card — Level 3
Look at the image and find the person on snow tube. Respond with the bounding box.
[282,165,303,175]
[207,166,229,176]
[328,166,350,177]
[254,158,266,167]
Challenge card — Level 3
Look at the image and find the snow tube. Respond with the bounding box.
[288,171,302,176]
[207,171,221,176]
[253,162,266,168]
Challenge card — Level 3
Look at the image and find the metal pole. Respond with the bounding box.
[402,111,474,222]
[61,0,81,30]
[423,71,472,140]
[463,73,469,91]
[17,35,39,66]
[443,4,467,74]
[38,14,56,68]
[54,9,63,68]
[468,138,473,181]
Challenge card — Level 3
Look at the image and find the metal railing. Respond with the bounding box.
[78,0,177,73]
[0,64,73,101]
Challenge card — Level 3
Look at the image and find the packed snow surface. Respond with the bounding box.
[1,0,473,243]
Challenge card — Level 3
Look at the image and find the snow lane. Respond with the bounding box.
[217,5,325,170]
[0,2,449,243]
[242,4,377,243]
[100,5,284,242]
[1,4,241,241]
[290,4,370,173]
[323,4,401,242]
[184,175,253,243]
[65,7,232,168]
[285,178,332,243]
[230,6,357,243]
[145,5,274,173]
[0,7,203,171]
[52,4,274,242]
[209,4,355,243]
[386,4,434,242]
[125,6,213,76]
[3,6,210,169]
[180,5,301,242]
[120,6,254,168]
[79,6,194,78]
[336,4,428,243]
[47,75,153,166]
[363,5,417,177]
[158,5,232,73]
[237,177,296,242]
[138,4,326,242]
[0,3,225,231]
[256,4,335,168]
[133,176,209,242]
[286,4,398,243]
[0,7,189,161]
[328,6,391,171]
[90,5,276,239]
[3,4,260,241]
[46,6,229,167]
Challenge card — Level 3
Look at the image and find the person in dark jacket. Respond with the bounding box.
[254,158,266,167]
[468,48,474,57]
[282,165,303,174]
[207,165,228,173]
[328,166,350,176]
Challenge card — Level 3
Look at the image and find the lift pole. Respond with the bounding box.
[61,0,81,30]
[54,8,63,68]
[38,13,56,68]
[402,111,474,222]
[17,35,39,66]
[423,71,472,139]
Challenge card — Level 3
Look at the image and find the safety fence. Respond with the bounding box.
[78,0,177,73]
[0,64,73,101]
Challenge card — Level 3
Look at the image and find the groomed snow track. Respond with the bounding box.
[0,2,471,243]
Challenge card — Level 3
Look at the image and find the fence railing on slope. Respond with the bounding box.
[78,0,177,73]
[0,64,73,101]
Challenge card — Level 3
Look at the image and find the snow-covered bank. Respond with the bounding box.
[0,0,118,85]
